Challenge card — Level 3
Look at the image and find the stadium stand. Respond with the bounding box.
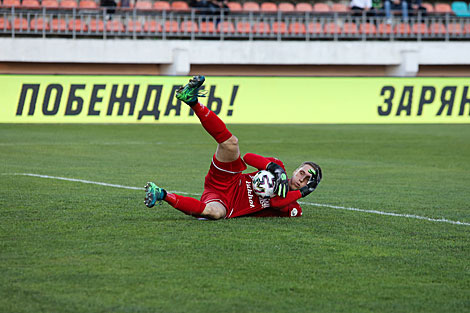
[253,21,271,34]
[429,22,446,34]
[331,3,349,12]
[395,22,411,35]
[272,21,287,34]
[0,17,11,30]
[324,22,341,34]
[0,0,468,78]
[52,18,67,31]
[434,2,453,13]
[464,22,470,32]
[313,3,330,12]
[278,2,294,12]
[30,17,49,31]
[59,0,78,8]
[21,0,41,9]
[378,23,392,35]
[360,22,377,34]
[227,2,242,11]
[260,2,277,12]
[421,2,434,12]
[68,19,87,31]
[180,20,198,33]
[447,22,463,34]
[412,23,428,35]
[201,21,215,33]
[289,22,306,35]
[217,21,235,33]
[13,17,28,31]
[127,19,143,32]
[343,22,358,34]
[42,0,60,8]
[295,2,313,12]
[153,0,170,10]
[2,0,20,7]
[79,0,98,8]
[107,19,125,32]
[143,20,162,32]
[171,1,189,12]
[236,21,251,34]
[243,1,260,12]
[135,0,152,9]
[164,20,179,32]
[307,22,322,34]
[0,0,468,41]
[89,19,105,32]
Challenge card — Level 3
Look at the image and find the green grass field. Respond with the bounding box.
[0,124,469,313]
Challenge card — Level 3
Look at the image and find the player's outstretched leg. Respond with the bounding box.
[176,75,233,145]
[144,181,208,217]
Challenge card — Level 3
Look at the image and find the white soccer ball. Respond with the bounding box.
[252,170,276,198]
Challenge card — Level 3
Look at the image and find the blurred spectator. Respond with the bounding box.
[190,0,228,14]
[370,0,384,15]
[384,0,408,21]
[215,0,229,11]
[350,0,372,15]
[120,0,130,8]
[408,0,426,16]
[100,0,117,16]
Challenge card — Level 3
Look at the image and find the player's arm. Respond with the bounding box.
[243,153,271,170]
[243,153,289,198]
[270,190,302,209]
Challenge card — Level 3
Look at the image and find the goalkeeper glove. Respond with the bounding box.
[300,167,322,198]
[266,162,289,198]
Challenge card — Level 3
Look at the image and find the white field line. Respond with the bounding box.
[6,173,470,227]
[7,173,197,196]
[297,202,470,226]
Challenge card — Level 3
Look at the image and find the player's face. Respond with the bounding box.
[289,164,314,191]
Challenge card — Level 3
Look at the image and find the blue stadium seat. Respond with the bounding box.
[451,1,470,16]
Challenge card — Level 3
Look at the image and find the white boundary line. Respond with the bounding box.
[5,172,470,226]
[6,173,198,196]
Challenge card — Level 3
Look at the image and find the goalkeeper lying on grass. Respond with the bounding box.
[144,75,322,220]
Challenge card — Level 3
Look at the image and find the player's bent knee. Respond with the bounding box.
[216,135,240,163]
[221,135,239,151]
[218,136,240,156]
[202,202,226,220]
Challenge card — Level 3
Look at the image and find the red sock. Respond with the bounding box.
[165,193,206,217]
[192,102,232,144]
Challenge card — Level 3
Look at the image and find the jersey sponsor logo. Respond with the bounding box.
[245,180,255,208]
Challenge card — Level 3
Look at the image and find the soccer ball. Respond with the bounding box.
[252,170,276,198]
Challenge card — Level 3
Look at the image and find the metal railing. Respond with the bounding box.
[1,7,470,40]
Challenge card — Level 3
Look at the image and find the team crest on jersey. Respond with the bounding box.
[259,197,271,209]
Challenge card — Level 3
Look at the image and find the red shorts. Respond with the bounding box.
[200,154,247,215]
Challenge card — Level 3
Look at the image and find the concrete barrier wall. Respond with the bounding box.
[1,38,470,77]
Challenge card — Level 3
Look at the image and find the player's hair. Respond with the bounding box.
[301,161,319,170]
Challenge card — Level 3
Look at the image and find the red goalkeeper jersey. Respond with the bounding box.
[221,153,303,218]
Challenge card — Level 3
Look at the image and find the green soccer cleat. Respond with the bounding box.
[175,75,208,106]
[144,182,167,208]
